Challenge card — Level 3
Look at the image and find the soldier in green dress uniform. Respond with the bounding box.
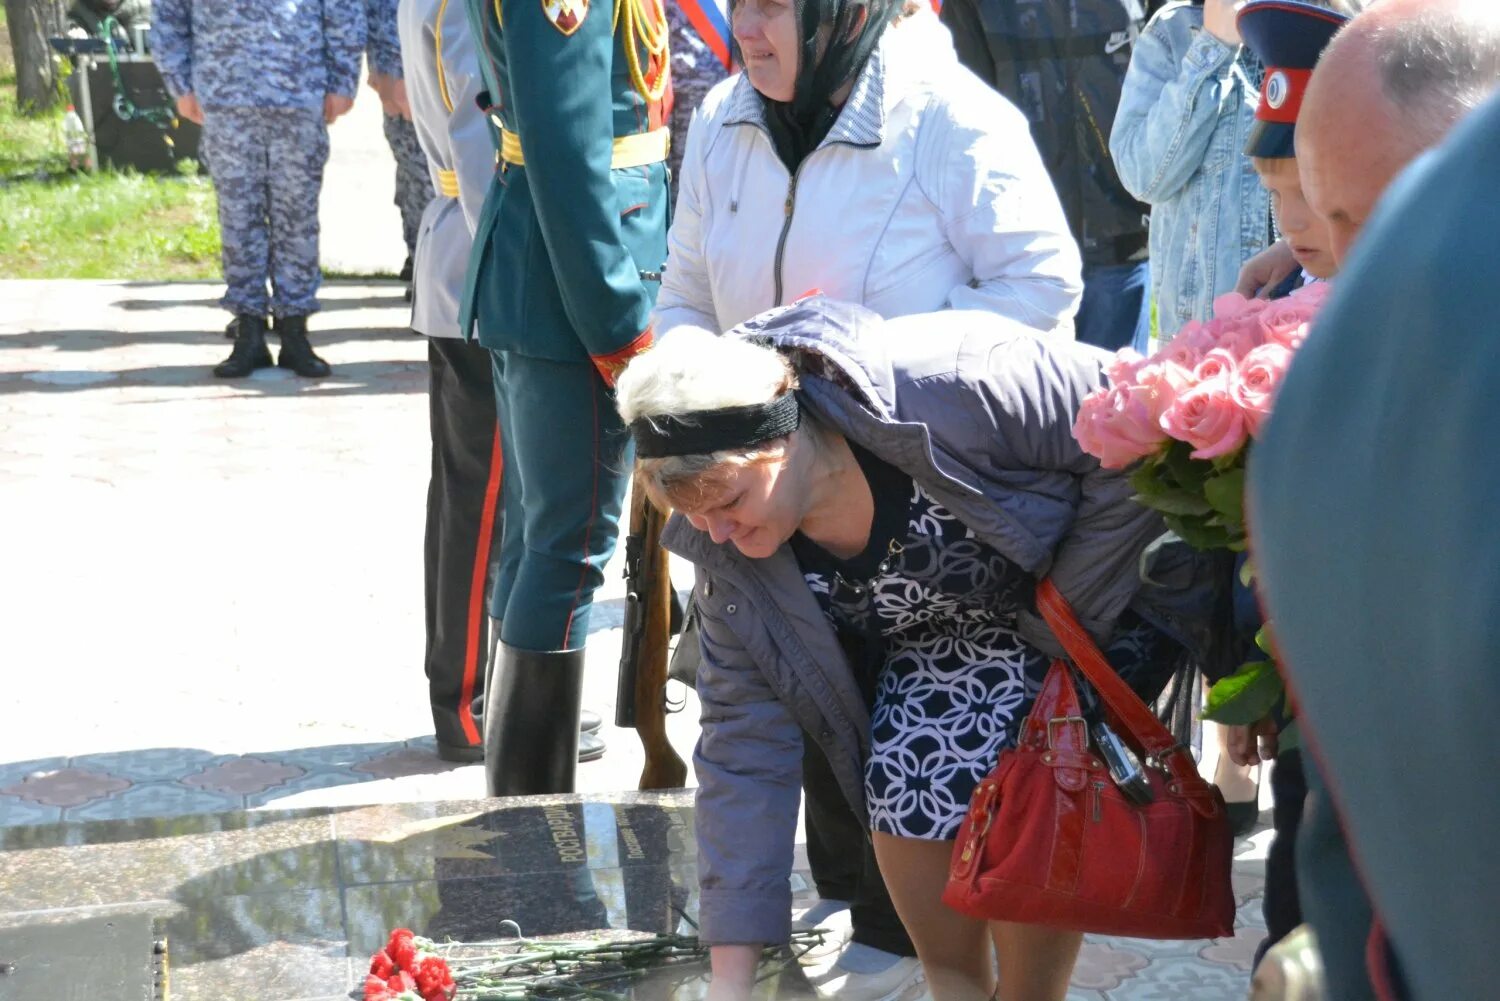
[461,0,671,796]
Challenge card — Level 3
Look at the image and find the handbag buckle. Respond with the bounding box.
[1046,716,1089,750]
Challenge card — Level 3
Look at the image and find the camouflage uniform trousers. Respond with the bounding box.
[201,107,329,318]
[383,112,436,259]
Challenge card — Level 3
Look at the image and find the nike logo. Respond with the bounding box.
[1106,28,1137,55]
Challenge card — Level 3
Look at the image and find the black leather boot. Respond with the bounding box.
[275,315,331,378]
[483,644,595,796]
[213,315,273,378]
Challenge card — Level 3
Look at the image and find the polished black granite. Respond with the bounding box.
[0,792,813,1001]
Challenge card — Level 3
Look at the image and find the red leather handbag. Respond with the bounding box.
[942,579,1236,939]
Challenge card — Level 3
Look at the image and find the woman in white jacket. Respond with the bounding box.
[653,1,1084,999]
[653,0,1084,341]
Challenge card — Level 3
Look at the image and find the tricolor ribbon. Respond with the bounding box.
[679,0,732,70]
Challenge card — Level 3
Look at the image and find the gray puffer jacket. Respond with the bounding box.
[659,298,1173,946]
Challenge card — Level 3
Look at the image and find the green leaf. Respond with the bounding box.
[1255,626,1273,655]
[1129,461,1172,497]
[1278,719,1301,754]
[1137,491,1215,516]
[1131,463,1214,516]
[1202,659,1284,725]
[1162,440,1211,492]
[1203,467,1246,527]
[1164,514,1235,550]
[1239,558,1257,588]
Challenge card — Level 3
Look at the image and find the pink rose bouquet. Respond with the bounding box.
[1072,281,1329,728]
[1073,280,1326,551]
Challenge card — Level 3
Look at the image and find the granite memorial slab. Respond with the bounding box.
[0,914,164,1001]
[0,792,817,1001]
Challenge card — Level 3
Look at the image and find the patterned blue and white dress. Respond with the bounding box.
[794,447,1171,841]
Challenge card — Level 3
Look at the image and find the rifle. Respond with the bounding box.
[616,480,689,790]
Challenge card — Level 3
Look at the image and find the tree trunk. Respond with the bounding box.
[5,0,69,114]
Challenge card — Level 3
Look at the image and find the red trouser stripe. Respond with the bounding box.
[460,424,504,745]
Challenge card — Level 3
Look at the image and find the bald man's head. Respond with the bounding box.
[1299,0,1500,264]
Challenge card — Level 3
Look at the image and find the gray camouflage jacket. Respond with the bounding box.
[154,0,365,111]
[660,298,1173,946]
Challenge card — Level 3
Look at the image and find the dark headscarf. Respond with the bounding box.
[757,0,900,171]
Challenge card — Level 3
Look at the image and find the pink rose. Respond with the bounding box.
[1073,384,1168,469]
[1200,319,1260,361]
[1156,333,1204,371]
[1193,348,1239,383]
[1267,321,1311,351]
[1233,343,1294,437]
[1106,348,1147,387]
[1211,292,1268,320]
[1134,361,1193,423]
[1160,374,1249,460]
[1255,298,1315,345]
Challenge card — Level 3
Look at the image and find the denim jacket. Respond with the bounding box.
[1109,2,1270,340]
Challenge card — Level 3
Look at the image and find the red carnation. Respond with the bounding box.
[387,969,417,992]
[414,954,456,1000]
[370,948,397,978]
[363,973,398,1001]
[387,929,419,971]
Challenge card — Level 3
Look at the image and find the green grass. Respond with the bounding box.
[0,10,222,279]
[0,168,221,278]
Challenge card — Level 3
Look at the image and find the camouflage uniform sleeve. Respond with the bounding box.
[503,0,658,366]
[324,0,369,97]
[151,0,193,98]
[365,0,404,78]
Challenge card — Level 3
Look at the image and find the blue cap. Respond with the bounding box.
[1238,0,1350,158]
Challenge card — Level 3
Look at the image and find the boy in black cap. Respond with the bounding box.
[1241,1,1349,295]
[1230,0,1348,976]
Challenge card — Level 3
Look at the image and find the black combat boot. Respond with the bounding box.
[213,315,273,378]
[483,644,602,796]
[400,254,415,303]
[275,315,331,378]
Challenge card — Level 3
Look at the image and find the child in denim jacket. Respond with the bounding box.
[1110,0,1272,341]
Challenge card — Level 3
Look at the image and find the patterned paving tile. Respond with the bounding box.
[183,756,307,795]
[62,780,242,822]
[0,767,132,808]
[1073,939,1153,992]
[0,794,63,827]
[0,757,68,787]
[266,742,398,771]
[1197,921,1263,975]
[353,746,464,780]
[76,748,229,783]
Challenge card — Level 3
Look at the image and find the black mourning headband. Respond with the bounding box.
[630,392,802,459]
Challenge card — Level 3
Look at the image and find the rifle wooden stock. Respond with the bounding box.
[618,483,688,790]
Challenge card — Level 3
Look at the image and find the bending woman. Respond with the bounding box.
[617,298,1183,1001]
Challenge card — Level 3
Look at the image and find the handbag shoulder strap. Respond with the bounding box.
[1036,579,1218,805]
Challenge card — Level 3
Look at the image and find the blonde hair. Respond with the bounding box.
[616,330,802,511]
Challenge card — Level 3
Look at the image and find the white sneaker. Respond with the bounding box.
[792,897,854,968]
[809,949,926,1001]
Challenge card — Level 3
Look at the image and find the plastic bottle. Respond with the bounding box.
[63,105,88,168]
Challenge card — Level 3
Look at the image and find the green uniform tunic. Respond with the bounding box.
[461,0,670,651]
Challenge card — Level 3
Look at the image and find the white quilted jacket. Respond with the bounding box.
[653,8,1084,338]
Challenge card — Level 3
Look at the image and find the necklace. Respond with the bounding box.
[830,538,905,598]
